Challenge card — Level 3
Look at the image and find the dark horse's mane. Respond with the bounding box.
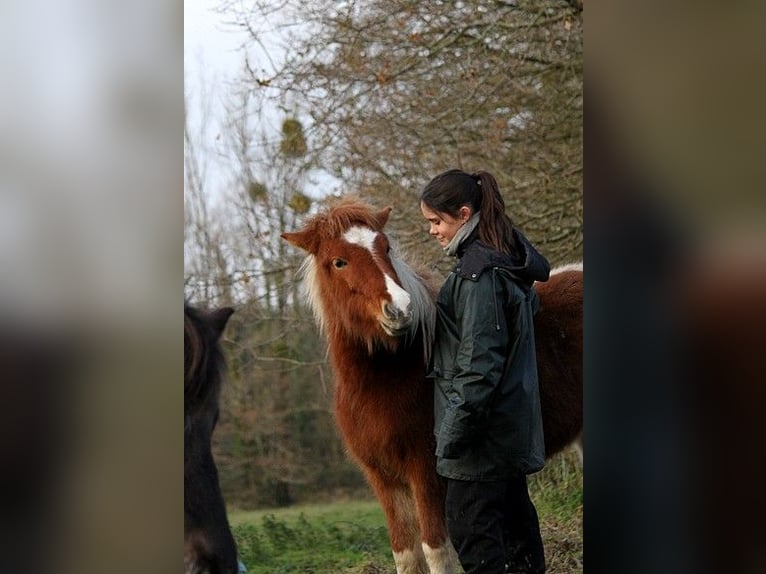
[184,303,227,410]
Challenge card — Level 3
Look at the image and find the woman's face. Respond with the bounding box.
[420,202,471,248]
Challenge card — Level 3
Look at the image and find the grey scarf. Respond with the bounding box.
[443,213,480,257]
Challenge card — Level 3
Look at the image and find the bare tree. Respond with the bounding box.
[184,86,234,305]
[225,0,582,267]
[185,67,353,506]
[187,0,583,507]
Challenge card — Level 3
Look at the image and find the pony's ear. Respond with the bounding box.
[281,230,318,254]
[374,206,393,230]
[209,307,234,338]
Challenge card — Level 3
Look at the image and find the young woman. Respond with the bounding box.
[420,169,550,574]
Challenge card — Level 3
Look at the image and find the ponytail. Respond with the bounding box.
[472,171,518,256]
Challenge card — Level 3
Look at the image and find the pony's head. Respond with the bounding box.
[282,198,434,360]
[184,303,238,574]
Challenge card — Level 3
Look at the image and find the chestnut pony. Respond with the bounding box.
[282,199,582,574]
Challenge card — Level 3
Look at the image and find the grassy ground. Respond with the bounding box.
[231,449,582,573]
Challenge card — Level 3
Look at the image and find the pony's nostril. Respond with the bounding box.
[383,302,399,320]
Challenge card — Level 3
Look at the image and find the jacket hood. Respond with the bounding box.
[455,228,551,284]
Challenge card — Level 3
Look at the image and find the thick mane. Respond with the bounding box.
[296,255,325,334]
[184,304,223,407]
[184,305,207,396]
[391,252,436,365]
[299,197,389,239]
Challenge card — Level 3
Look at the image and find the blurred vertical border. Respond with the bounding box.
[586,2,766,573]
[3,1,765,573]
[0,0,180,572]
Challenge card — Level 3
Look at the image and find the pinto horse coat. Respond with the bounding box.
[282,199,582,574]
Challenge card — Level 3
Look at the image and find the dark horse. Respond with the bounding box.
[184,303,237,574]
[282,199,582,574]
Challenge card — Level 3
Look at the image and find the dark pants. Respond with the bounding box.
[445,476,545,574]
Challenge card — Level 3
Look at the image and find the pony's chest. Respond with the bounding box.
[333,382,410,443]
[335,383,395,427]
[328,351,432,458]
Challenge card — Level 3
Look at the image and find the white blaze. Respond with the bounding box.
[343,225,377,252]
[385,273,411,315]
[344,226,411,315]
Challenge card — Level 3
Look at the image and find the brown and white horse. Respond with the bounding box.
[282,199,582,574]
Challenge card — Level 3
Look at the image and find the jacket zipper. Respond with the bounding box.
[492,267,501,331]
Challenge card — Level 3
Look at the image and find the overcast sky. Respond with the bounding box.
[184,0,248,206]
[184,1,342,205]
[185,0,250,81]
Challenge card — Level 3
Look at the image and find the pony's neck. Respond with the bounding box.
[327,329,425,379]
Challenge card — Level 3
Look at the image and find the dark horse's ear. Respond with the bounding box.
[281,230,319,254]
[209,307,234,338]
[374,206,393,230]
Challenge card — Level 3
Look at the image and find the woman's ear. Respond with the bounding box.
[459,205,472,222]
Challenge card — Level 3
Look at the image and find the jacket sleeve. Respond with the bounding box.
[436,272,521,459]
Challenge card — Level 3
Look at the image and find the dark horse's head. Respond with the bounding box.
[184,303,237,574]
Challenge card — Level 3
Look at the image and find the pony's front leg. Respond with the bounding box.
[364,469,430,574]
[574,432,584,465]
[410,460,459,574]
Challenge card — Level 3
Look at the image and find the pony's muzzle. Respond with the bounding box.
[382,301,412,336]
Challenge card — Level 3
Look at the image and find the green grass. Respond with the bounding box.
[231,500,394,573]
[231,450,582,574]
[529,450,584,573]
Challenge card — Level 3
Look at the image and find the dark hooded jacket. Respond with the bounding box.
[430,228,550,480]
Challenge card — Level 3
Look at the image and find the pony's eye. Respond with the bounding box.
[332,258,347,269]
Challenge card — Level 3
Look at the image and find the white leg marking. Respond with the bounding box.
[574,433,583,465]
[393,548,427,574]
[422,541,457,574]
[390,490,428,573]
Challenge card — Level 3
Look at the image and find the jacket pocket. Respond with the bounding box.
[435,406,472,459]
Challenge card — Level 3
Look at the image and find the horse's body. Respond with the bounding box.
[184,303,238,574]
[533,262,584,460]
[282,199,582,574]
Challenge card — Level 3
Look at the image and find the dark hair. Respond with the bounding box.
[420,168,518,255]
